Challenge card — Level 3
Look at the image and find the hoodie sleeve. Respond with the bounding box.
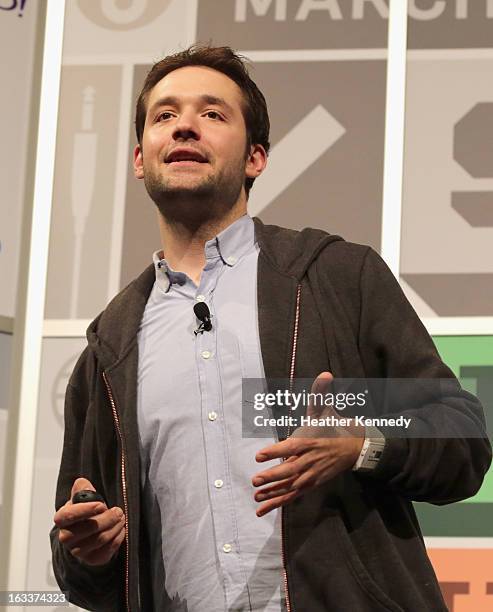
[50,353,125,611]
[357,247,492,504]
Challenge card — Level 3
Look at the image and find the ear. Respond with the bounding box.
[133,144,144,179]
[245,144,267,180]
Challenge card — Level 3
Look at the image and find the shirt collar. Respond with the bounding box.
[152,214,256,293]
[152,255,187,293]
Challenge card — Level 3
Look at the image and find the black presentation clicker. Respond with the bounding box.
[72,490,106,504]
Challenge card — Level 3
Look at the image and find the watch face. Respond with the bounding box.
[360,440,386,470]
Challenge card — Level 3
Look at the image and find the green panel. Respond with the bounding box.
[414,336,493,536]
[433,336,493,503]
[414,502,493,537]
[433,336,493,373]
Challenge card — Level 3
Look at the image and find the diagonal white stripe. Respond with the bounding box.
[248,104,346,217]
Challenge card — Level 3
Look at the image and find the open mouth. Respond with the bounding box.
[165,149,208,165]
[168,160,205,166]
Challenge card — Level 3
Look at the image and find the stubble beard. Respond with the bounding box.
[143,156,246,230]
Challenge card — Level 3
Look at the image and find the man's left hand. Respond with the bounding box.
[252,371,364,517]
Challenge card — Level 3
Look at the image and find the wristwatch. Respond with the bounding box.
[352,426,386,472]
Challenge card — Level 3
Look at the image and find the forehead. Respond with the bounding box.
[146,65,244,112]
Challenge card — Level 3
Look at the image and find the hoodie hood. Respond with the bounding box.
[86,217,344,367]
[252,217,343,280]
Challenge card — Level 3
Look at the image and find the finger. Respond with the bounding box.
[256,437,315,463]
[59,507,124,547]
[252,461,300,487]
[253,450,316,486]
[54,501,106,528]
[71,512,126,557]
[70,477,97,501]
[81,527,126,566]
[254,475,298,502]
[256,473,318,510]
[291,468,320,491]
[256,490,300,517]
[311,371,333,389]
[307,371,334,418]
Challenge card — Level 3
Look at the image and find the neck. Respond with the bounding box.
[157,200,247,285]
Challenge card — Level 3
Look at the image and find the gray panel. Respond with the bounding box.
[197,0,493,51]
[452,192,493,228]
[63,0,189,57]
[76,0,173,31]
[400,60,493,317]
[408,2,493,49]
[402,274,493,316]
[251,61,385,249]
[196,0,388,50]
[45,66,122,318]
[0,1,40,317]
[454,103,493,179]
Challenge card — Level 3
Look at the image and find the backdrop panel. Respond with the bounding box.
[0,1,40,317]
[18,2,492,610]
[26,337,86,612]
[0,332,12,545]
[401,60,493,317]
[401,4,493,320]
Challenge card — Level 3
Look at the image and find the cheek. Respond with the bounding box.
[144,129,169,155]
[219,135,248,163]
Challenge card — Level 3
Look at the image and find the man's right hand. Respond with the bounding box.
[54,477,126,566]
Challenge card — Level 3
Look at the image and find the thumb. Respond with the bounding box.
[70,477,96,499]
[306,371,334,418]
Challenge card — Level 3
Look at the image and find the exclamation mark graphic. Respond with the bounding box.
[18,0,26,17]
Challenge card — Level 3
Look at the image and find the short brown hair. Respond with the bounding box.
[135,44,270,195]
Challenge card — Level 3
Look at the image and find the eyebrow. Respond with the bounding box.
[148,94,235,116]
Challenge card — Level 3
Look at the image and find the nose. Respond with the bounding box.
[172,109,200,141]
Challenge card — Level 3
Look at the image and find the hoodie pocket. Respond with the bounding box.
[331,513,405,612]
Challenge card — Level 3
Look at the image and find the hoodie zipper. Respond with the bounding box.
[281,282,302,612]
[103,371,130,612]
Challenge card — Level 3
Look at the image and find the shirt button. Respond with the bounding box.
[201,350,211,359]
[214,479,224,489]
[208,411,218,421]
[226,256,237,265]
[196,294,206,302]
[222,543,232,553]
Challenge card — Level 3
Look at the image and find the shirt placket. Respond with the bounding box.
[194,255,250,610]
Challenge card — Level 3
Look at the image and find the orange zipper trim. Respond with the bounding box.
[103,371,131,612]
[281,282,302,612]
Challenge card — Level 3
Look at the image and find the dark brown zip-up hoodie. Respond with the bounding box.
[50,218,491,611]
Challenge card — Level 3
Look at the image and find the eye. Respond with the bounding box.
[204,110,223,120]
[156,111,173,122]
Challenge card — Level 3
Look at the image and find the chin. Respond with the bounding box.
[162,182,216,200]
[167,173,216,191]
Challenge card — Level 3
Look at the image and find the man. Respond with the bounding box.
[50,45,491,611]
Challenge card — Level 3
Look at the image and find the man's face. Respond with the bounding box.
[134,65,265,221]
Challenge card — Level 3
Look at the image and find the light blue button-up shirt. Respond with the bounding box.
[137,215,286,611]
